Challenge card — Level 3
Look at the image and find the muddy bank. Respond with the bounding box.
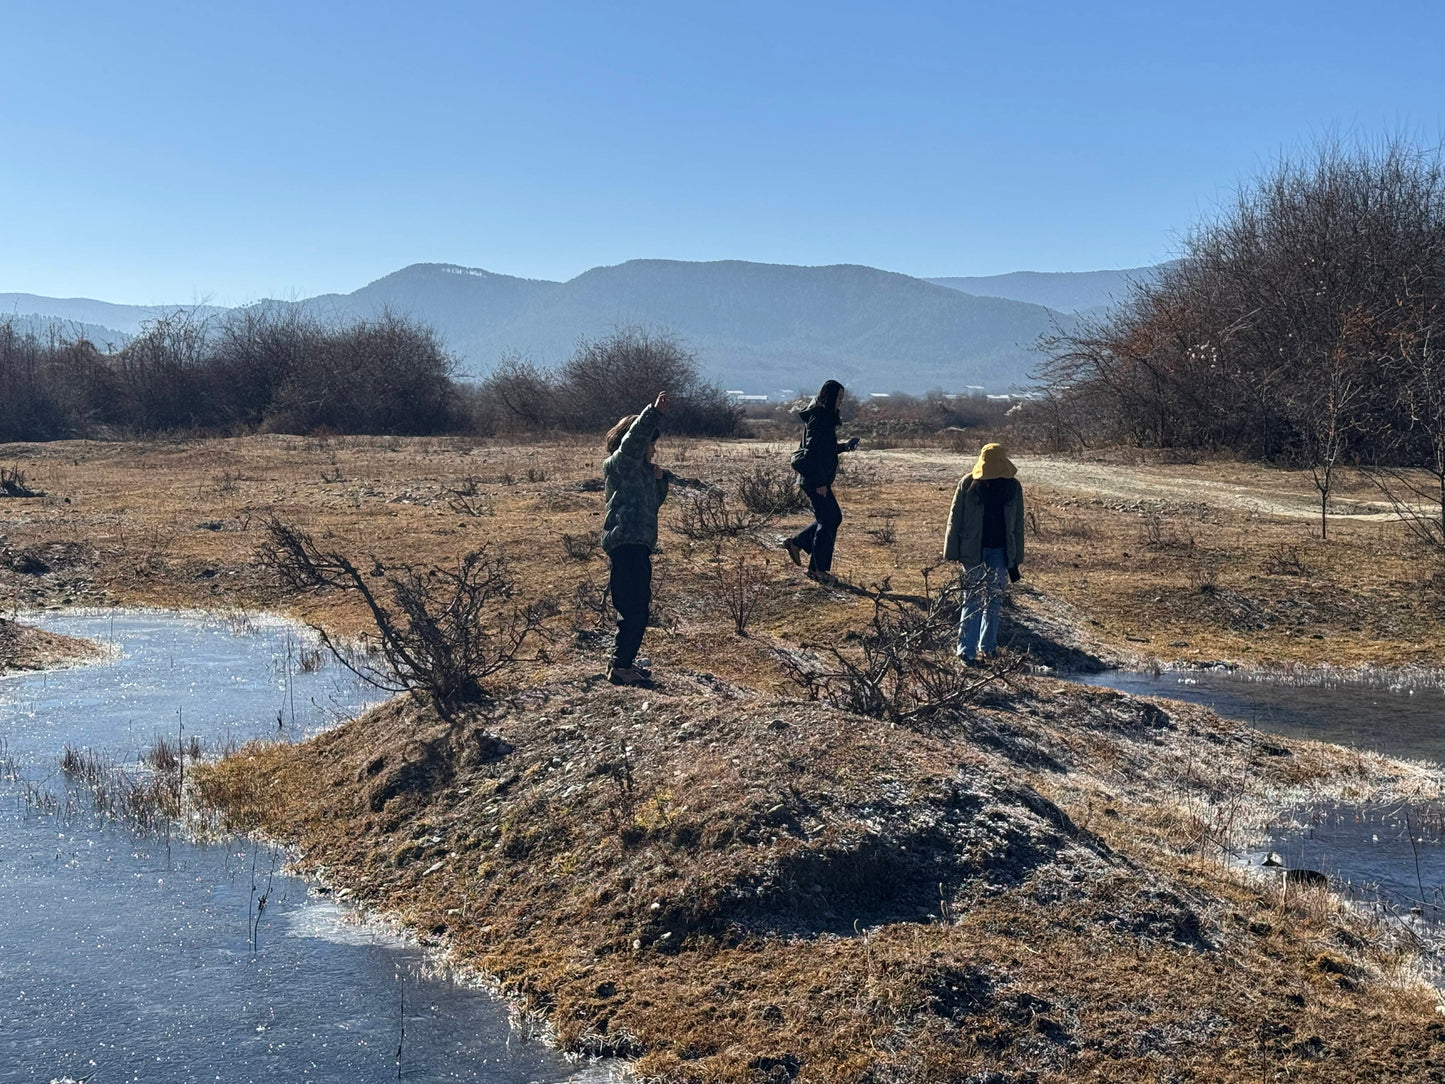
[0,616,104,675]
[199,661,1445,1083]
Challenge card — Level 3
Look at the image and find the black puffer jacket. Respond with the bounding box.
[791,405,851,487]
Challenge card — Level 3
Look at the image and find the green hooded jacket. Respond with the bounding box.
[601,405,670,554]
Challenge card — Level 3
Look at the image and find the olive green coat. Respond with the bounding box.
[942,476,1025,568]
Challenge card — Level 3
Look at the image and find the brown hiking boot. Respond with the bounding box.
[782,540,803,567]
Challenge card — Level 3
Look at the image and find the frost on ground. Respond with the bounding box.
[196,660,1445,1083]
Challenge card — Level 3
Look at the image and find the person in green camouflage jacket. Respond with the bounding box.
[601,391,671,686]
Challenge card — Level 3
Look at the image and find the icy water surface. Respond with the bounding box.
[1078,668,1445,763]
[1077,667,1445,917]
[0,611,605,1084]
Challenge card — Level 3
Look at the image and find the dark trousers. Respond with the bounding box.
[608,544,652,668]
[790,485,843,573]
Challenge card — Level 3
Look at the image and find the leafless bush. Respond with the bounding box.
[572,577,612,631]
[780,593,1021,725]
[0,465,42,497]
[865,515,898,546]
[1261,543,1312,577]
[704,544,774,635]
[562,533,600,561]
[1055,515,1098,540]
[672,489,774,539]
[446,476,495,517]
[734,465,808,516]
[1186,555,1222,594]
[259,518,556,710]
[481,327,739,437]
[1037,137,1445,481]
[1138,513,1195,552]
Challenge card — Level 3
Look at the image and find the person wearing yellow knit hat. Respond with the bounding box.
[942,443,1025,663]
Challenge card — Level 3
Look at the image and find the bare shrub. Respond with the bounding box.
[562,533,600,561]
[734,465,808,516]
[865,515,898,546]
[780,594,1021,725]
[259,518,556,710]
[672,489,774,539]
[704,544,774,636]
[0,465,41,498]
[481,326,739,437]
[1262,543,1312,577]
[1138,513,1195,552]
[446,475,495,517]
[1186,555,1222,594]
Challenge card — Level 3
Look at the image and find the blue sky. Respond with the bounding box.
[2,0,1442,304]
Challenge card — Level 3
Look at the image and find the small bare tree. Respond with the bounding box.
[259,518,555,712]
[705,544,774,635]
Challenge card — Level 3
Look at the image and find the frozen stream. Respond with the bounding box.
[1077,668,1445,917]
[0,611,605,1084]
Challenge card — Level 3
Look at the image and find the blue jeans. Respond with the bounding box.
[958,547,1008,659]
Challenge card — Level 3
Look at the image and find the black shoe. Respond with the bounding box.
[607,665,650,686]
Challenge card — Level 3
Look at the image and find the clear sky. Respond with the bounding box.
[3,0,1442,304]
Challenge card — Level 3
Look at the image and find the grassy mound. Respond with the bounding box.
[0,617,103,674]
[196,666,1445,1082]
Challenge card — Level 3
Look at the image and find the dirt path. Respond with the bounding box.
[871,448,1416,521]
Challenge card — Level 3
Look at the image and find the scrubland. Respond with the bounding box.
[4,433,1445,1081]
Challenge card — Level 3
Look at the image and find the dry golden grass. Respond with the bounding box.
[0,613,103,673]
[191,665,1445,1083]
[2,434,1440,678]
[7,433,1445,1081]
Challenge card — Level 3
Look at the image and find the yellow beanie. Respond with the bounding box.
[970,443,1017,481]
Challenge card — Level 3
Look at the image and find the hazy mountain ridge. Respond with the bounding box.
[2,313,131,347]
[4,260,1159,394]
[927,264,1164,314]
[285,260,1071,393]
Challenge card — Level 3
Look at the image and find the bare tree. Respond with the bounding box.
[1371,317,1445,558]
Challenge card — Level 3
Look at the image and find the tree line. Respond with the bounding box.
[1037,138,1445,540]
[0,310,739,443]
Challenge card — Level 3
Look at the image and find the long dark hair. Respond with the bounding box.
[813,380,844,413]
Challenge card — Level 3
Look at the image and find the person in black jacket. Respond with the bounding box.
[782,380,859,583]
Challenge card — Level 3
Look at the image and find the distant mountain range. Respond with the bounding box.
[2,260,1158,395]
[926,265,1163,315]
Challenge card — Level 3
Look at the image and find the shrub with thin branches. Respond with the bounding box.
[673,489,775,539]
[780,593,1022,726]
[259,518,556,711]
[734,465,808,516]
[704,544,774,635]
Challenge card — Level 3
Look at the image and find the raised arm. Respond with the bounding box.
[615,391,670,462]
[615,405,659,461]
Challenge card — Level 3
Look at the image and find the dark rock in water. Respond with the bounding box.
[1262,852,1284,867]
[1285,868,1329,888]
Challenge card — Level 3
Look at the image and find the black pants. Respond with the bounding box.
[608,544,652,668]
[790,485,842,573]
